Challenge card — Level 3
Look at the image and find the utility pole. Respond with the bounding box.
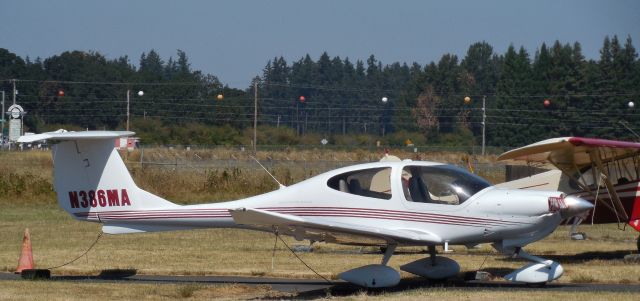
[327,106,331,135]
[253,82,258,153]
[296,103,299,135]
[126,89,130,131]
[482,95,486,156]
[1,90,4,142]
[12,79,16,105]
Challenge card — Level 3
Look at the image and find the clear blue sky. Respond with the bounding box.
[1,0,638,88]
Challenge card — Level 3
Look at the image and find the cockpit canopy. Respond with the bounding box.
[327,167,393,200]
[402,165,491,204]
[327,163,491,205]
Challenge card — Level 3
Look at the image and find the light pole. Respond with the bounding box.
[253,82,258,153]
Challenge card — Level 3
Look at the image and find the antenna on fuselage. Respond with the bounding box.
[250,156,286,189]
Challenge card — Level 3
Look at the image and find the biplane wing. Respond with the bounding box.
[498,137,640,171]
[498,137,640,224]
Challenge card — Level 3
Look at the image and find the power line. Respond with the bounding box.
[1,79,207,87]
[4,78,639,98]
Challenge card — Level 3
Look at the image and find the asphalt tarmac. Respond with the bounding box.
[2,271,640,297]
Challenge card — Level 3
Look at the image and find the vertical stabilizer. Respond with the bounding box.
[19,131,179,221]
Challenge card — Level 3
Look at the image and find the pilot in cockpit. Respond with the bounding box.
[402,166,463,205]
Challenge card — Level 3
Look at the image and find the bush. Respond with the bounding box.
[435,126,476,147]
[384,130,427,147]
[243,126,300,146]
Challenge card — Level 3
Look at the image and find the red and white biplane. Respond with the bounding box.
[498,137,640,251]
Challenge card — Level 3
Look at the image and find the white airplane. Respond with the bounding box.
[18,131,593,288]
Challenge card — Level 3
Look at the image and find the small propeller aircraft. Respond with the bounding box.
[498,137,640,252]
[18,131,593,287]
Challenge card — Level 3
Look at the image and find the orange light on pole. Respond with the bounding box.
[464,96,471,104]
[216,94,224,101]
[544,99,551,107]
[299,95,305,103]
[57,90,65,97]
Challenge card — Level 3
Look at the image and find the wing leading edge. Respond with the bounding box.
[498,137,640,168]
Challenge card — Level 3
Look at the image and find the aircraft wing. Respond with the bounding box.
[498,137,640,170]
[230,208,441,246]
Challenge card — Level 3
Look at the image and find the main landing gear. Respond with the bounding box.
[338,244,460,288]
[399,245,460,280]
[339,243,564,288]
[338,244,400,288]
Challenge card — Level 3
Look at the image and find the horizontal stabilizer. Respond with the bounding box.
[18,130,134,143]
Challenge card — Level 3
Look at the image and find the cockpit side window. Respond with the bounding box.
[327,167,392,200]
[402,165,491,205]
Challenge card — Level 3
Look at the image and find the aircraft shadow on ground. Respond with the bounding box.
[268,277,573,300]
[495,250,636,263]
[98,269,138,278]
[47,254,639,301]
[54,269,138,281]
[55,269,338,287]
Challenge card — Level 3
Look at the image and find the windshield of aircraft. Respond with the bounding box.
[402,165,491,205]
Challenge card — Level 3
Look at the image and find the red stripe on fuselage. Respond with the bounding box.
[72,206,526,227]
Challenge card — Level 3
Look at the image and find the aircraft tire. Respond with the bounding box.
[525,282,547,288]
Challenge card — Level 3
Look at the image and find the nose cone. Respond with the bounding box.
[560,196,593,219]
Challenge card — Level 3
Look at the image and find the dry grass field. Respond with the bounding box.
[0,148,638,300]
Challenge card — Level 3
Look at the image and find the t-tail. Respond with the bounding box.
[18,131,182,227]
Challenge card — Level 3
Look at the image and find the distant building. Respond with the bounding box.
[115,137,139,150]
